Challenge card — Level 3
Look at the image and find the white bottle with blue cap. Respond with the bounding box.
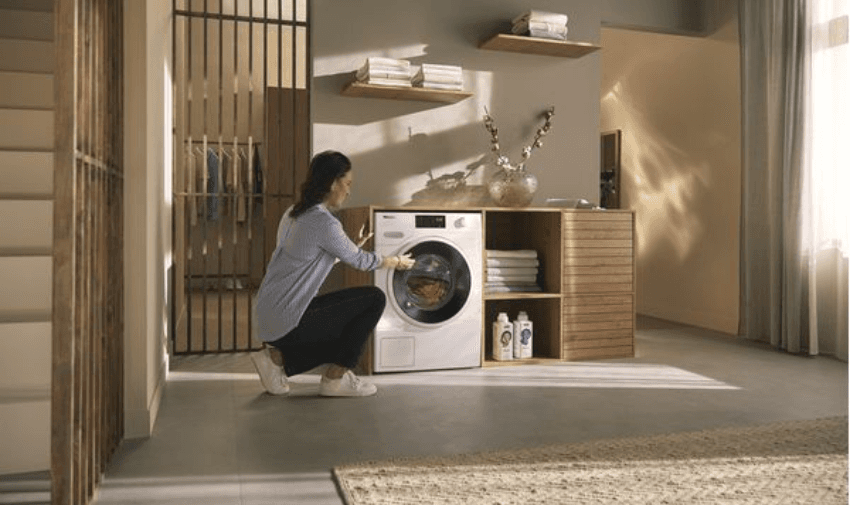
[513,311,533,359]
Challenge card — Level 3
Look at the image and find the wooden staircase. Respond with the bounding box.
[0,0,54,476]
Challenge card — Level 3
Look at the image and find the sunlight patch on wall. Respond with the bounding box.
[386,71,494,205]
[392,155,484,207]
[314,68,492,155]
[163,61,173,208]
[313,45,429,77]
[601,83,705,262]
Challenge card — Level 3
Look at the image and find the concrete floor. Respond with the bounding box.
[91,316,848,504]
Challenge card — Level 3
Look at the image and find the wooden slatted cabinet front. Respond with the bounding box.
[561,210,635,360]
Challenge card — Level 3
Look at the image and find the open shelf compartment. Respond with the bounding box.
[483,297,562,364]
[484,209,562,296]
[481,209,563,365]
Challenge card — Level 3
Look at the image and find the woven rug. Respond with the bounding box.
[333,417,848,505]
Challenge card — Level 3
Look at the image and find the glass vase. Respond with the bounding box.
[487,165,538,207]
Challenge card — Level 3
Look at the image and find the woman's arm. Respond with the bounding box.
[321,218,381,270]
[319,214,413,271]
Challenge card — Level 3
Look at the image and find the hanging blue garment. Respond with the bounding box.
[253,144,263,195]
[207,148,220,221]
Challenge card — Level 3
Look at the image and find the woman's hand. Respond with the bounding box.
[381,253,415,270]
[397,253,415,270]
[356,224,374,248]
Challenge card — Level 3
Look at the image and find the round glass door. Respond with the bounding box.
[391,240,471,324]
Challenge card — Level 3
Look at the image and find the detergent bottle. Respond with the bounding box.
[513,311,533,359]
[492,312,513,361]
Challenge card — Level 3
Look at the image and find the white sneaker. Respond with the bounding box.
[319,370,377,397]
[250,348,289,395]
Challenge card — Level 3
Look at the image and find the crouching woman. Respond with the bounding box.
[251,150,413,397]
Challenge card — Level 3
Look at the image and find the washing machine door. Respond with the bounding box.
[391,240,472,325]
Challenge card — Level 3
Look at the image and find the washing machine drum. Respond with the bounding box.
[391,240,472,324]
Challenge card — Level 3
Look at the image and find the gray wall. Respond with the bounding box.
[312,0,603,208]
[311,0,717,209]
[601,0,706,34]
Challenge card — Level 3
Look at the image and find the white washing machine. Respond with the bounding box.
[373,211,482,372]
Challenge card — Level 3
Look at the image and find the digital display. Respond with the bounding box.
[415,215,446,229]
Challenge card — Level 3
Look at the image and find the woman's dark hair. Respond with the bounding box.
[290,150,352,219]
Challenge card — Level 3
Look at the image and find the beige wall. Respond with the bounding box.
[123,0,172,438]
[312,0,604,208]
[599,15,741,334]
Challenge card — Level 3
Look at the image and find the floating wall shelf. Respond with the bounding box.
[341,81,473,104]
[479,33,601,58]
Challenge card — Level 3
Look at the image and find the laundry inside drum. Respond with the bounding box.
[404,254,453,310]
[406,276,450,308]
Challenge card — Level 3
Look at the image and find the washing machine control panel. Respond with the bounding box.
[376,212,480,251]
[415,215,445,228]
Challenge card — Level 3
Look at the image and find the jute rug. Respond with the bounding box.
[333,417,848,505]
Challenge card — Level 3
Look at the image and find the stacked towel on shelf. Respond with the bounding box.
[485,250,542,294]
[511,10,569,40]
[412,63,463,91]
[356,57,413,87]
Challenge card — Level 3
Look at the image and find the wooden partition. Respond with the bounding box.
[53,0,125,503]
[172,0,311,354]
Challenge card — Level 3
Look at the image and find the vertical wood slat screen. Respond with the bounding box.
[53,0,124,504]
[172,0,310,355]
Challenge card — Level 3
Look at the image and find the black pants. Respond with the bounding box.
[268,286,386,377]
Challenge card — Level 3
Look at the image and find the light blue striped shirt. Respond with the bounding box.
[256,204,382,342]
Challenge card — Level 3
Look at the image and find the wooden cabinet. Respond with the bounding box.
[561,211,635,360]
[333,206,635,371]
[483,208,634,365]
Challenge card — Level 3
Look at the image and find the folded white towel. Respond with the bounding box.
[512,10,569,26]
[413,71,463,84]
[486,258,540,268]
[486,285,543,293]
[357,66,413,81]
[420,63,463,74]
[358,77,413,87]
[416,71,464,81]
[487,275,538,283]
[413,81,464,91]
[414,77,463,87]
[486,267,538,276]
[486,249,538,259]
[526,28,568,40]
[364,57,411,69]
[487,281,539,287]
[512,21,569,35]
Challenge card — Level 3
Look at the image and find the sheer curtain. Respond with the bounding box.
[805,0,849,359]
[739,0,849,359]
